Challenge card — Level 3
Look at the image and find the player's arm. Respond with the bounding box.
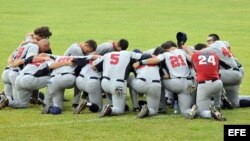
[92,56,104,72]
[8,59,24,68]
[133,57,160,69]
[133,53,162,69]
[7,53,15,65]
[182,45,193,56]
[49,59,74,70]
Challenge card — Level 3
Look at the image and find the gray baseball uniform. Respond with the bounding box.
[203,41,242,107]
[64,43,84,56]
[44,56,77,110]
[191,51,223,118]
[96,42,115,55]
[2,50,18,98]
[7,59,53,108]
[76,60,103,111]
[64,43,85,106]
[128,64,161,116]
[94,51,142,115]
[7,43,39,100]
[157,49,195,117]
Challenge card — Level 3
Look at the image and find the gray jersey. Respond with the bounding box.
[135,65,160,82]
[93,51,142,80]
[157,49,191,78]
[79,61,100,78]
[11,43,39,70]
[96,42,115,55]
[203,41,238,69]
[64,43,84,56]
[50,56,76,75]
[14,43,39,60]
[20,60,54,76]
[95,51,142,80]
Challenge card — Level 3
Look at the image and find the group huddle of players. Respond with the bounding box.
[0,26,249,121]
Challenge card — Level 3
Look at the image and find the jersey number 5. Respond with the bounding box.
[170,55,186,68]
[110,54,120,64]
[198,55,216,65]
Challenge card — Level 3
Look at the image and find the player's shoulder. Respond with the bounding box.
[26,42,38,47]
[69,43,80,48]
[98,42,113,47]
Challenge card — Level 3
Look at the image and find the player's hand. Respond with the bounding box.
[133,62,140,69]
[187,84,196,94]
[39,53,49,57]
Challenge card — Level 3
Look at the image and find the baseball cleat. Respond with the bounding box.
[221,93,234,109]
[137,105,149,118]
[210,105,226,121]
[0,95,9,109]
[99,104,112,118]
[188,104,198,119]
[73,99,87,114]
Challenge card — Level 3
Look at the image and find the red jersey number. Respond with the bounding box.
[198,55,216,66]
[170,55,186,68]
[15,47,25,59]
[57,56,72,62]
[110,54,120,64]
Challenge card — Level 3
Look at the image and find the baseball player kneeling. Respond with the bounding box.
[130,53,161,118]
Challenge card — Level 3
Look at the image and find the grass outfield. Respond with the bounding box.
[0,0,250,140]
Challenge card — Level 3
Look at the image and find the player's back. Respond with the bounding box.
[80,60,100,77]
[51,56,76,75]
[14,43,39,59]
[96,42,114,55]
[162,49,191,78]
[64,43,83,56]
[136,64,160,82]
[20,59,52,76]
[192,51,220,82]
[102,51,141,80]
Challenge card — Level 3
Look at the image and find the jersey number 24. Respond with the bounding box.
[198,55,216,65]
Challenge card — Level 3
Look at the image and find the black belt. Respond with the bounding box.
[198,79,218,84]
[138,78,160,83]
[176,77,194,80]
[233,68,240,71]
[5,67,10,70]
[24,73,33,76]
[51,73,73,78]
[79,74,99,80]
[12,69,19,72]
[103,76,125,83]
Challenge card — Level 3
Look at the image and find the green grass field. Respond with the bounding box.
[0,0,250,140]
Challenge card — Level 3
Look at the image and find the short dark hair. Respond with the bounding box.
[194,43,208,50]
[34,26,52,38]
[161,40,177,50]
[153,47,165,55]
[208,34,220,41]
[118,39,129,50]
[85,39,97,51]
